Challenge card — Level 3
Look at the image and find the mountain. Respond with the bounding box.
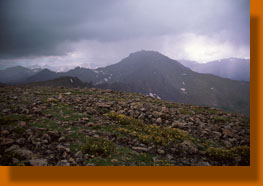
[25,69,60,83]
[26,76,91,88]
[65,67,98,82]
[21,51,250,115]
[178,58,250,81]
[95,51,250,114]
[0,66,41,84]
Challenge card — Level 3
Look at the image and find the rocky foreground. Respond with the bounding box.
[0,86,250,166]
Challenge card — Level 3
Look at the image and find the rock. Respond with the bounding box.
[157,149,165,155]
[177,122,187,128]
[42,134,51,142]
[111,159,118,163]
[74,151,83,158]
[64,92,72,95]
[196,162,211,166]
[82,117,89,121]
[42,140,49,144]
[16,149,33,159]
[96,103,111,108]
[161,107,169,113]
[1,130,9,135]
[58,136,65,142]
[140,108,146,112]
[5,145,20,153]
[18,121,27,127]
[16,138,26,145]
[83,154,89,159]
[47,98,58,102]
[153,111,161,118]
[29,159,48,166]
[2,109,11,113]
[152,157,158,162]
[62,151,68,158]
[213,131,222,138]
[12,158,20,165]
[68,157,77,165]
[222,129,233,137]
[171,122,178,128]
[166,154,173,160]
[86,163,95,166]
[58,93,63,100]
[156,118,162,124]
[1,138,15,145]
[93,134,100,138]
[57,145,69,152]
[85,122,95,127]
[56,160,70,166]
[180,140,198,154]
[132,146,149,152]
[138,113,145,120]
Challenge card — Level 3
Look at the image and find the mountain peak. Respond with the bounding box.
[124,50,172,64]
[129,50,166,58]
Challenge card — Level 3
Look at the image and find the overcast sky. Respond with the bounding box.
[0,0,250,71]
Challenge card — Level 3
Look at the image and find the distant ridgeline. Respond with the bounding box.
[0,51,250,115]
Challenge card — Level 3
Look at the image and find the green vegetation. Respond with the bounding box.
[207,146,250,164]
[0,114,32,125]
[81,137,115,157]
[107,112,190,147]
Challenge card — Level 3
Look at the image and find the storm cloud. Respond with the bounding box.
[0,0,250,69]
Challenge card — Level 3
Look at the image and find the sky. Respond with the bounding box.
[0,0,250,71]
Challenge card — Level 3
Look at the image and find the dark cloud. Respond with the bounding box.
[0,0,250,63]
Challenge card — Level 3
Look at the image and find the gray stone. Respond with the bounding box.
[197,162,211,166]
[157,149,165,155]
[29,159,48,166]
[16,149,33,159]
[180,140,198,154]
[1,138,15,145]
[132,146,149,152]
[56,160,70,166]
[156,117,162,124]
[5,145,20,153]
[1,130,9,135]
[16,138,26,145]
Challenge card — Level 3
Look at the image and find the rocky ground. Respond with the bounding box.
[0,85,250,166]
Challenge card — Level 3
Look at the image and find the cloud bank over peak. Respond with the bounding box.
[0,0,250,68]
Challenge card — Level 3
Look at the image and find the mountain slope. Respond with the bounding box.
[0,86,250,166]
[0,66,41,84]
[179,58,250,81]
[26,76,90,88]
[25,69,60,83]
[97,51,250,114]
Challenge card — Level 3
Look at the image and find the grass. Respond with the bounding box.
[213,116,230,122]
[80,137,115,157]
[42,103,84,121]
[84,145,173,166]
[106,112,191,148]
[0,114,33,125]
[206,146,250,165]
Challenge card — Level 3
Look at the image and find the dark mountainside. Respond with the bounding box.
[0,86,249,166]
[0,66,41,84]
[95,51,250,115]
[26,76,92,89]
[178,58,250,81]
